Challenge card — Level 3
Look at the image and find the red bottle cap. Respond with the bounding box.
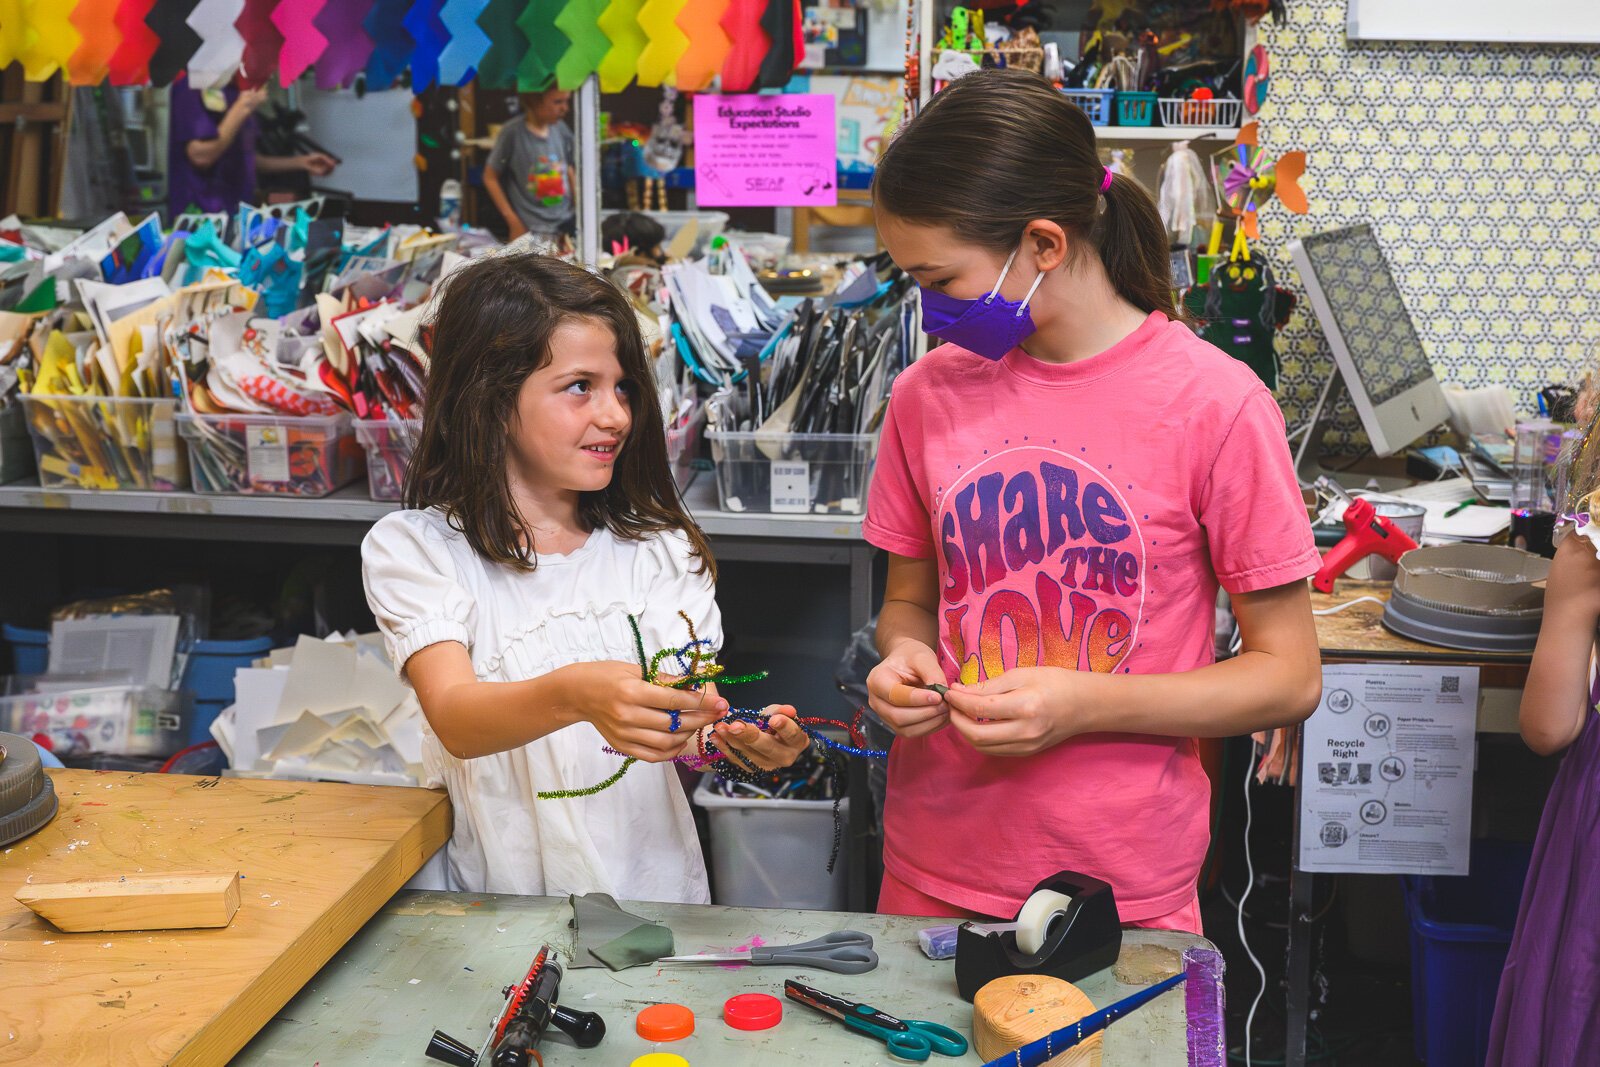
[723,993,783,1031]
[636,1003,696,1042]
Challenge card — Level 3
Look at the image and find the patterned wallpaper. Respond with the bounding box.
[1252,0,1600,448]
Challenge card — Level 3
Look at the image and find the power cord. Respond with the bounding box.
[1238,739,1269,1067]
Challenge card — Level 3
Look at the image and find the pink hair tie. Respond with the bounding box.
[1100,166,1114,192]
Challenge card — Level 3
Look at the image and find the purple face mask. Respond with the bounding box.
[917,249,1046,360]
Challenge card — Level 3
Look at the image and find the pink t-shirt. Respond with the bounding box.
[864,311,1319,921]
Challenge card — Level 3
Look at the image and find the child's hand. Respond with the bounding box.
[706,705,811,771]
[867,640,948,738]
[942,668,1083,757]
[564,661,728,762]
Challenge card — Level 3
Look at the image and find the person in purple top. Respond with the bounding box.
[167,84,337,219]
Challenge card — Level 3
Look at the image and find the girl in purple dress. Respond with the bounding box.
[1486,418,1600,1064]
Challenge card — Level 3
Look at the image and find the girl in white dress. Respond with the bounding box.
[362,253,808,901]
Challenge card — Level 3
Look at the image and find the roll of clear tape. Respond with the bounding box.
[1014,889,1075,957]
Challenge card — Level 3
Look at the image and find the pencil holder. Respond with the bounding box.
[354,418,422,502]
[177,412,361,497]
[19,395,188,491]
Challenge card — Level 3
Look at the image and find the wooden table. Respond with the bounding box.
[0,770,450,1066]
[236,892,1210,1065]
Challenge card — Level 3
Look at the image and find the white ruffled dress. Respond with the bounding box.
[361,508,714,903]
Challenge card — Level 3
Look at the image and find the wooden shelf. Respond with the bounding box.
[1095,126,1240,142]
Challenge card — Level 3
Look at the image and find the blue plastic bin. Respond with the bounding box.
[1059,88,1115,126]
[1402,839,1533,1066]
[2,624,47,676]
[2,625,271,747]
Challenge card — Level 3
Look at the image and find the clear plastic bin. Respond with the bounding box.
[693,776,849,909]
[354,418,421,501]
[19,394,187,491]
[0,682,191,758]
[707,429,875,515]
[601,209,729,255]
[0,402,34,485]
[177,412,361,497]
[666,404,705,490]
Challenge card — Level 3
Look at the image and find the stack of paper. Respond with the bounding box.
[210,633,425,787]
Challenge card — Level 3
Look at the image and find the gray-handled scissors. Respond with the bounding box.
[657,930,879,975]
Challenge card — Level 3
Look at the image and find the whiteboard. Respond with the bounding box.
[1348,0,1600,44]
[298,87,418,203]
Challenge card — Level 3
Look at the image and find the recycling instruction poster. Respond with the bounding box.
[1298,664,1478,875]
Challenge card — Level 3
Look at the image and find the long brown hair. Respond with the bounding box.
[874,68,1175,317]
[404,252,716,577]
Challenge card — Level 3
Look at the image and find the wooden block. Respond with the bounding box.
[973,974,1102,1067]
[15,870,241,932]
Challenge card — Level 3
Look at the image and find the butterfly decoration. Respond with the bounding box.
[1210,121,1307,260]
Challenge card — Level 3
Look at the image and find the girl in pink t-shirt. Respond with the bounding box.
[864,70,1323,932]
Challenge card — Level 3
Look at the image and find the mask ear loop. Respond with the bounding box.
[1015,267,1047,318]
[984,250,1020,304]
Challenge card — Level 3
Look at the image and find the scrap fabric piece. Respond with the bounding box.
[471,0,525,89]
[234,0,284,88]
[515,0,566,92]
[146,0,204,86]
[633,0,687,88]
[363,0,414,89]
[674,0,727,92]
[18,0,83,81]
[68,0,122,85]
[552,0,607,90]
[402,0,448,91]
[436,0,491,85]
[718,0,766,92]
[270,0,329,83]
[186,0,247,89]
[595,0,645,93]
[569,892,674,970]
[311,0,373,88]
[109,0,159,85]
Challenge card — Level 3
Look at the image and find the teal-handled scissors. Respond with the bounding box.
[658,930,879,975]
[784,979,969,1062]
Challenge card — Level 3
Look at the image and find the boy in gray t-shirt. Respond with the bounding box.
[484,89,576,240]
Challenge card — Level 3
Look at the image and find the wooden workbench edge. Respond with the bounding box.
[173,792,452,1066]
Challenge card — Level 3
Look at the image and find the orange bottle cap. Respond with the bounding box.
[636,1002,696,1042]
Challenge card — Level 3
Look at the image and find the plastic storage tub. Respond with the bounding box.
[0,402,34,484]
[354,418,421,501]
[1115,91,1158,126]
[0,683,191,758]
[707,430,875,515]
[600,209,729,255]
[694,776,849,909]
[1158,97,1242,128]
[178,412,361,496]
[1059,88,1115,125]
[19,394,187,491]
[2,623,47,676]
[2,625,271,746]
[1402,839,1533,1066]
[666,405,706,490]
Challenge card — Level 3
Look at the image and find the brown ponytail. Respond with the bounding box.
[874,68,1177,317]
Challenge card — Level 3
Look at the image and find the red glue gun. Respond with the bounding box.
[1313,481,1419,594]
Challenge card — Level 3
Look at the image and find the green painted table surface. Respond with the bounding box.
[235,892,1211,1065]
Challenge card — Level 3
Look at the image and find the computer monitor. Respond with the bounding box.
[1288,223,1450,471]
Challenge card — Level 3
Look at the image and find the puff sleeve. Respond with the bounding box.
[361,511,479,677]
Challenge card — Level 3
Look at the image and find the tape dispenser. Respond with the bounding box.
[954,871,1122,1002]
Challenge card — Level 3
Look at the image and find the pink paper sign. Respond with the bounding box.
[692,93,838,208]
